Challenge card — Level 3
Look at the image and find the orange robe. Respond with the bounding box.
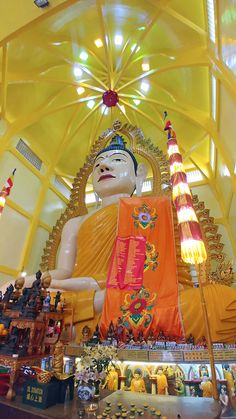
[130,377,146,392]
[201,381,213,398]
[63,205,118,338]
[62,202,236,343]
[156,374,168,395]
[106,370,119,391]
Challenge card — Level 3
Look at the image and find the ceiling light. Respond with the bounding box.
[101,105,109,115]
[120,105,126,114]
[142,62,150,71]
[94,38,103,48]
[80,51,88,61]
[87,100,95,109]
[77,86,85,95]
[211,75,216,120]
[221,165,230,177]
[140,81,150,92]
[207,0,216,43]
[114,34,123,46]
[21,271,27,277]
[138,26,145,31]
[73,65,83,78]
[210,139,215,170]
[34,0,49,7]
[133,99,141,106]
[131,44,140,53]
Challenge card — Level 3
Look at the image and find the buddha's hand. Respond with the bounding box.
[49,276,101,292]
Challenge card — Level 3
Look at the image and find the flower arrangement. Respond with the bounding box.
[75,345,117,397]
[76,368,105,385]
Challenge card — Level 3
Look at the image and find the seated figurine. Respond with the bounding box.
[130,369,146,393]
[90,324,101,345]
[2,284,14,303]
[186,333,195,345]
[54,291,61,311]
[199,376,213,398]
[156,367,168,395]
[103,365,119,391]
[43,291,51,312]
[157,330,166,341]
[80,325,91,345]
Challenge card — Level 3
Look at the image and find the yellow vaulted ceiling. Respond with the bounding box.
[0,0,235,278]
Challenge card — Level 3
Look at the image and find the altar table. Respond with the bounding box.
[0,390,221,419]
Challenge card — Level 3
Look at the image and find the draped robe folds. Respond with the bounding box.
[61,197,236,343]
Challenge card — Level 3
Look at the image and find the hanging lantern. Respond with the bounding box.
[0,169,16,216]
[164,116,207,264]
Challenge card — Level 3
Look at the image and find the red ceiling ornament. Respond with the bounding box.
[102,90,119,107]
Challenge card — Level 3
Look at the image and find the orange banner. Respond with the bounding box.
[100,196,184,340]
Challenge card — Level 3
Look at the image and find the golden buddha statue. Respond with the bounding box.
[130,369,146,393]
[22,124,236,344]
[156,367,168,395]
[103,365,119,391]
[199,376,213,398]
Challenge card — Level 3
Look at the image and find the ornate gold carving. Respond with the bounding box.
[208,260,233,286]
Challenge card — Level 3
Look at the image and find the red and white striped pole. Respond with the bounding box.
[0,169,16,216]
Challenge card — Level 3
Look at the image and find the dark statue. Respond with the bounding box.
[2,284,14,303]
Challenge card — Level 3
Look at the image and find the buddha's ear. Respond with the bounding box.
[135,163,148,197]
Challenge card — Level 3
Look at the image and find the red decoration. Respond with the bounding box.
[102,90,119,107]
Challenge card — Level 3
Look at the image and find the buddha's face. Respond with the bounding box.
[92,149,136,198]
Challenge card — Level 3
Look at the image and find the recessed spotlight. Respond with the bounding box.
[114,34,123,46]
[77,86,85,95]
[131,44,140,53]
[94,38,103,48]
[87,100,95,109]
[140,81,150,92]
[142,62,150,71]
[120,105,126,113]
[80,51,88,61]
[73,65,83,78]
[133,99,141,106]
[21,271,27,277]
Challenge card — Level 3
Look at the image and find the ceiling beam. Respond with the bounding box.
[113,0,171,90]
[1,44,8,119]
[96,0,113,89]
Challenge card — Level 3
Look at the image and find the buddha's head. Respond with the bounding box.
[157,368,164,376]
[133,369,142,380]
[92,135,147,199]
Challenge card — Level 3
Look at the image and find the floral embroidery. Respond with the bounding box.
[120,287,157,329]
[132,203,158,230]
[144,241,159,272]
